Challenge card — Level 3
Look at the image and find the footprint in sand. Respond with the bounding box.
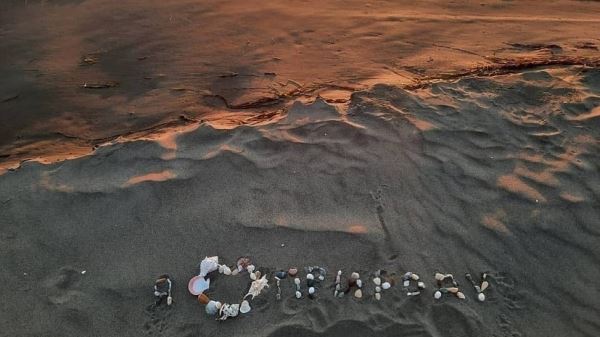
[430,302,487,337]
[143,303,172,336]
[305,303,332,330]
[44,266,83,305]
[281,295,305,315]
[492,272,524,311]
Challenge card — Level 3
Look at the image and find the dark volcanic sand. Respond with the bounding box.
[1,1,600,337]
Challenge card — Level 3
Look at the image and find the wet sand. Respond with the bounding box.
[1,1,600,337]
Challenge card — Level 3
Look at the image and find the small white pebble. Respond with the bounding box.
[81,270,86,275]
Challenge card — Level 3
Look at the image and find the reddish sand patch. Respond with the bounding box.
[567,106,600,121]
[497,174,546,203]
[514,165,559,187]
[202,144,244,160]
[124,170,176,186]
[38,172,74,193]
[560,192,585,203]
[481,209,511,235]
[347,225,368,234]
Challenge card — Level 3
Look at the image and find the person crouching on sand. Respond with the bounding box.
[154,274,173,306]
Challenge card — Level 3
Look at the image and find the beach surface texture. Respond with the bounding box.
[1,1,599,336]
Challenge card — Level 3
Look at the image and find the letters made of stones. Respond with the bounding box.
[189,256,491,321]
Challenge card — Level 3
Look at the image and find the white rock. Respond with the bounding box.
[435,273,445,281]
[480,281,489,292]
[308,287,315,295]
[434,290,442,300]
[294,278,301,285]
[478,292,486,302]
[240,300,251,314]
[206,301,221,315]
[418,281,425,289]
[375,293,381,300]
[295,291,302,299]
[223,265,232,276]
[411,273,419,281]
[354,289,362,298]
[407,291,421,296]
[307,273,314,280]
[403,280,410,287]
[250,272,257,280]
[247,265,255,273]
[318,275,325,281]
[356,279,363,288]
[457,292,466,299]
[231,268,239,276]
[218,265,224,274]
[351,272,360,279]
[373,277,381,286]
[199,256,219,277]
[375,286,381,293]
[382,282,391,290]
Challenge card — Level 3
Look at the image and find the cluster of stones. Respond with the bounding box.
[433,272,465,300]
[193,256,269,321]
[290,266,327,299]
[372,270,393,300]
[185,257,492,322]
[465,272,489,302]
[402,272,426,296]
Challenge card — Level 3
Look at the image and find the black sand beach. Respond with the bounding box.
[1,1,600,337]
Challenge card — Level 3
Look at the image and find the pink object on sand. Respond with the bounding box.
[188,275,210,295]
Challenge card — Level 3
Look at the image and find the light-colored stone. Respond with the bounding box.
[240,300,251,314]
